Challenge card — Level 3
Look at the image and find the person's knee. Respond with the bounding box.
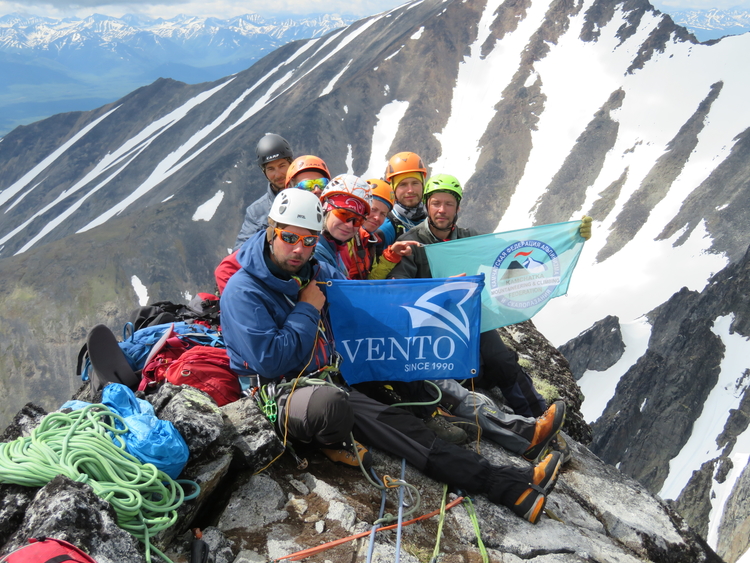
[306,386,354,445]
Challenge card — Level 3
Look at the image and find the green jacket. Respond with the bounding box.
[387,219,478,279]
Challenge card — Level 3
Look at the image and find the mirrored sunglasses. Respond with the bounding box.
[330,206,365,228]
[274,228,318,247]
[294,178,330,192]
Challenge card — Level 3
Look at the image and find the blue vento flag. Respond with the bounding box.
[424,221,585,332]
[326,276,484,385]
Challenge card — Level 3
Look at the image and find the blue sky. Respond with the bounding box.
[1,0,749,19]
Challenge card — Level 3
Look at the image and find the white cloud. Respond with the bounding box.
[652,0,750,10]
[0,0,406,18]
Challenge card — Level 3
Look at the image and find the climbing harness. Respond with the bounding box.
[0,404,199,563]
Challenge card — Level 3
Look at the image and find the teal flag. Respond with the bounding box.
[424,220,586,332]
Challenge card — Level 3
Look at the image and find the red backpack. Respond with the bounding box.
[0,538,98,562]
[165,346,242,406]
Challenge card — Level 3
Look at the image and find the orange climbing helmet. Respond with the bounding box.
[367,179,395,210]
[384,152,427,183]
[285,155,331,188]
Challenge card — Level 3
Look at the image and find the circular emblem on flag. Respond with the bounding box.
[489,240,561,309]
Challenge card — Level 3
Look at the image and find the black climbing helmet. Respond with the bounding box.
[256,133,293,170]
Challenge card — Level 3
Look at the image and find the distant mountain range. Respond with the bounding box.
[667,8,750,41]
[0,12,355,136]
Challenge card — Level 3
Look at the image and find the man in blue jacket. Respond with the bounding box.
[220,188,563,524]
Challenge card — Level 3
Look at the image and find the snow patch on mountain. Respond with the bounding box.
[363,100,410,178]
[320,59,352,97]
[131,275,149,306]
[709,451,750,551]
[431,0,543,182]
[74,79,234,236]
[0,107,119,209]
[193,190,224,221]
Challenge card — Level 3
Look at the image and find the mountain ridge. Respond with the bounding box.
[0,11,355,136]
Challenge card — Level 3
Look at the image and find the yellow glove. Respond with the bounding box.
[579,216,593,240]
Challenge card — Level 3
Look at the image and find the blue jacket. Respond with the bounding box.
[233,183,276,251]
[221,231,344,379]
[313,234,348,276]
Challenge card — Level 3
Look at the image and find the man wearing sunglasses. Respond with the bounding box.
[220,188,564,524]
[284,155,331,196]
[219,152,331,292]
[234,133,295,251]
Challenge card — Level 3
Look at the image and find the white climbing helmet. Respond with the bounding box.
[268,188,324,232]
[320,174,372,216]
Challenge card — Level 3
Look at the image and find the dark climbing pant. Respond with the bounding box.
[477,330,547,418]
[347,388,533,507]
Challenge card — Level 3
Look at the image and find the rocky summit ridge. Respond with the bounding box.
[0,321,721,562]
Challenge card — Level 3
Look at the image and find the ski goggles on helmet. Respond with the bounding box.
[293,178,330,192]
[274,228,319,247]
[329,206,365,228]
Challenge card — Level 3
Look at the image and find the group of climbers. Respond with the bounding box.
[217,132,594,523]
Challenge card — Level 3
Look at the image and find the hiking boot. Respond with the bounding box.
[424,412,468,444]
[523,400,566,463]
[321,440,373,471]
[450,418,481,441]
[511,451,563,524]
[367,384,402,405]
[550,432,572,464]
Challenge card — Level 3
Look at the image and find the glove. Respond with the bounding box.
[579,216,592,240]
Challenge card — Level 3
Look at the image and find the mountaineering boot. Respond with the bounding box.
[449,418,481,442]
[423,411,468,444]
[435,405,480,441]
[511,450,563,524]
[523,400,566,463]
[550,431,572,464]
[321,440,373,471]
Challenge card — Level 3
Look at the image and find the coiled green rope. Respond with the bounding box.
[0,404,199,563]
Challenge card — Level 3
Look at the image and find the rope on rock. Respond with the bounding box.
[429,484,449,563]
[0,404,199,563]
[365,468,388,563]
[273,495,465,562]
[463,496,489,563]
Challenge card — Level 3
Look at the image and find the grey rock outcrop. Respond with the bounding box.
[717,460,750,563]
[3,475,146,563]
[558,315,625,380]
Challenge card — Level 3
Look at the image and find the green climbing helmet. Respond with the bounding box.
[423,174,463,204]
